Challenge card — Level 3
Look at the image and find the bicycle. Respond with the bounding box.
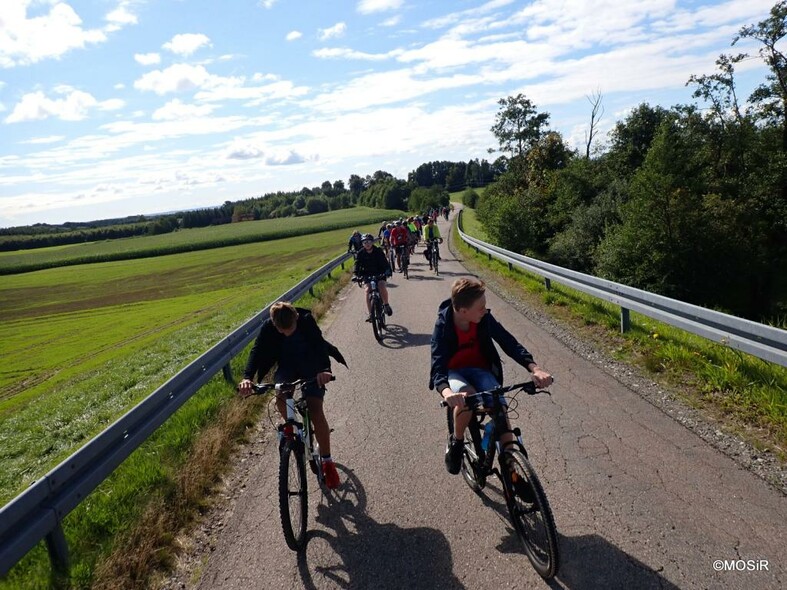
[441,380,560,579]
[246,376,336,551]
[426,238,442,275]
[399,244,410,279]
[352,274,388,342]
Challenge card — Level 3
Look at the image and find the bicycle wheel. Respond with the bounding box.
[500,449,559,579]
[402,252,409,279]
[432,247,439,275]
[279,440,308,551]
[371,297,383,342]
[461,422,484,493]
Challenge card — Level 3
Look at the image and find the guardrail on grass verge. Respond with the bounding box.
[0,251,354,578]
[457,210,787,368]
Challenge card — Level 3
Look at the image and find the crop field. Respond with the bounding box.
[0,207,401,274]
[0,220,380,507]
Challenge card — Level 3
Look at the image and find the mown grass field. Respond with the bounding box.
[0,207,401,274]
[0,212,387,590]
[457,207,787,457]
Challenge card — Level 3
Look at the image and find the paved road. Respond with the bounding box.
[192,215,785,590]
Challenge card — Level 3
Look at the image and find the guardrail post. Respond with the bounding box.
[341,261,345,270]
[544,278,551,291]
[508,262,513,271]
[475,246,479,254]
[45,523,69,582]
[620,307,630,333]
[488,253,492,261]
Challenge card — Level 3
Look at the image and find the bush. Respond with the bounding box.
[462,188,479,208]
[305,197,330,214]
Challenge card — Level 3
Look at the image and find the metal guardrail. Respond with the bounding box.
[457,211,787,368]
[0,250,354,578]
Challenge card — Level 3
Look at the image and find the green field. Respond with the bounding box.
[0,219,382,505]
[0,207,401,274]
[1,212,388,588]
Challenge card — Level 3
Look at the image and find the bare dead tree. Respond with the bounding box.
[584,90,604,159]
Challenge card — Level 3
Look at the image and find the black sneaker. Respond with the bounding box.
[445,435,464,475]
[384,303,393,316]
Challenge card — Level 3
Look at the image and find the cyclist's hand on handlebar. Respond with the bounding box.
[237,378,254,398]
[531,367,553,389]
[315,371,333,387]
[442,387,466,408]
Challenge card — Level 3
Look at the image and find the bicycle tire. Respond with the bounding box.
[279,440,308,551]
[371,297,383,342]
[432,246,439,275]
[461,421,484,493]
[500,449,559,579]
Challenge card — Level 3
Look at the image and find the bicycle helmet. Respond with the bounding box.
[362,233,374,241]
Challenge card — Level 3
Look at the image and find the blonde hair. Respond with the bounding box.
[451,278,486,310]
[270,301,298,330]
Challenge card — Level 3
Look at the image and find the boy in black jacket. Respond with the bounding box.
[430,278,552,474]
[353,233,393,320]
[238,301,346,488]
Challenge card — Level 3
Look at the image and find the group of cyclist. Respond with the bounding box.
[241,209,552,492]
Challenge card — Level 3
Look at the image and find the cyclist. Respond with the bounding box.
[382,223,393,255]
[406,217,419,255]
[238,301,347,489]
[353,233,393,320]
[429,278,552,475]
[389,220,410,272]
[422,217,443,269]
[347,230,363,256]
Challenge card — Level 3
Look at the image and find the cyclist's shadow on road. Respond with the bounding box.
[297,464,464,589]
[477,480,680,590]
[378,323,432,348]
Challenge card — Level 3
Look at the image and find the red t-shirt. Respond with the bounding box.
[390,226,409,246]
[447,322,489,370]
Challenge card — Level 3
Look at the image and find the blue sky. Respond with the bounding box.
[0,0,778,228]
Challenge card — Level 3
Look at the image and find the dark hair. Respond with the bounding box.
[451,278,486,310]
[270,301,297,330]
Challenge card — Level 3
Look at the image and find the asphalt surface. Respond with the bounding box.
[187,215,786,590]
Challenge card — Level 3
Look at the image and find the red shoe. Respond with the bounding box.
[322,459,340,489]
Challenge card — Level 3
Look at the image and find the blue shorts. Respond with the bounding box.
[447,367,506,408]
[274,372,326,399]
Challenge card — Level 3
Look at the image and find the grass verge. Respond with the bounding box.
[456,208,787,458]
[0,268,352,590]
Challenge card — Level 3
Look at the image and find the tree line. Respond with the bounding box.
[471,2,787,322]
[1,157,497,251]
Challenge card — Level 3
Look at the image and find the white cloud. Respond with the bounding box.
[313,47,399,61]
[162,33,212,56]
[106,2,138,28]
[0,2,107,67]
[259,0,278,8]
[286,30,302,41]
[357,0,404,14]
[152,99,216,121]
[135,52,161,65]
[21,135,66,145]
[381,15,401,27]
[5,88,124,123]
[318,22,347,41]
[265,150,309,166]
[225,141,265,160]
[133,63,218,95]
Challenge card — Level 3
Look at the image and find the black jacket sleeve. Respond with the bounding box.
[243,320,277,381]
[430,318,451,392]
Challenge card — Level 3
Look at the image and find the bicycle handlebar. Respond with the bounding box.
[352,274,388,284]
[438,378,554,408]
[242,375,336,396]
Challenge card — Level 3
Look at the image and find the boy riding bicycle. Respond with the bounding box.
[429,278,552,474]
[354,233,393,320]
[237,301,347,489]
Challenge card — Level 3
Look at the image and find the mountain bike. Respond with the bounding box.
[442,381,560,579]
[426,238,442,275]
[246,376,336,551]
[352,274,388,342]
[399,244,410,279]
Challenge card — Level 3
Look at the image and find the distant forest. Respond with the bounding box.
[3,2,786,323]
